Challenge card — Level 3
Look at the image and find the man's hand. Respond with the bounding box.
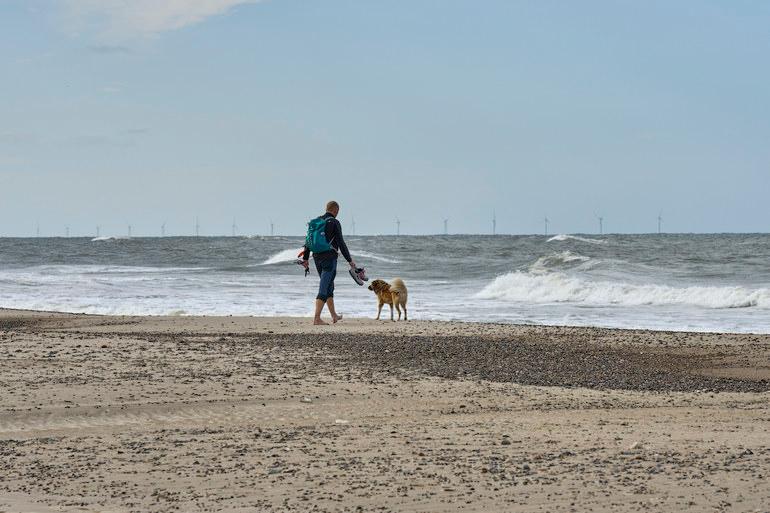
[302,260,309,270]
[349,261,357,269]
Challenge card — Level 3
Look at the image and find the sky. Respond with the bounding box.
[1,0,769,236]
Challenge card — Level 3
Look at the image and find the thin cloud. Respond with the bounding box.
[69,134,113,146]
[123,128,150,135]
[101,85,124,94]
[0,132,37,145]
[0,157,27,169]
[88,44,132,54]
[62,0,263,40]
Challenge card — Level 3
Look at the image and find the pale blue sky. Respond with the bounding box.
[1,0,769,236]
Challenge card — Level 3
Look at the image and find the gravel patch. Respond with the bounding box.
[240,333,770,393]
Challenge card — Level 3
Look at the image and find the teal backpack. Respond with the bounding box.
[306,216,333,253]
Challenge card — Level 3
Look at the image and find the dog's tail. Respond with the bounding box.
[390,278,408,301]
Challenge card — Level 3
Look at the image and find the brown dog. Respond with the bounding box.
[367,278,408,321]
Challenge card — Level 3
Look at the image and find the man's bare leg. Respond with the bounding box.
[327,298,343,323]
[313,299,328,325]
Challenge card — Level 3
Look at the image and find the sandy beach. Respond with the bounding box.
[1,309,769,512]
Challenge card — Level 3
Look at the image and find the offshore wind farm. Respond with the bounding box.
[25,209,679,238]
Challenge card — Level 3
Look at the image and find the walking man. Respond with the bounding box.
[302,201,356,325]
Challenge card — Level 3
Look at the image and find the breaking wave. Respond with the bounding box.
[260,248,303,265]
[91,236,130,242]
[352,250,401,264]
[547,234,606,245]
[476,271,769,309]
[529,251,590,273]
[260,248,401,265]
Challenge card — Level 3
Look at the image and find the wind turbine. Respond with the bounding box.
[657,211,663,234]
[96,225,101,238]
[231,217,238,237]
[35,220,40,237]
[492,210,497,236]
[395,218,401,236]
[161,222,166,237]
[595,213,604,235]
[544,216,550,236]
[65,225,69,238]
[195,217,200,237]
[128,224,132,238]
[443,218,449,235]
[269,219,274,236]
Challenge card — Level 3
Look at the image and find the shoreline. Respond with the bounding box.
[2,306,770,337]
[1,309,769,512]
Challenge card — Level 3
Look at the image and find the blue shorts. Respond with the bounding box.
[315,257,337,301]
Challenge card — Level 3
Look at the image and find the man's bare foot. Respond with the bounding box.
[332,314,343,323]
[313,318,328,325]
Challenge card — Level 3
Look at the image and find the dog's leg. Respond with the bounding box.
[403,303,408,321]
[393,294,401,321]
[389,303,394,321]
[376,302,383,320]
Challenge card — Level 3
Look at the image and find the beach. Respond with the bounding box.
[1,309,769,512]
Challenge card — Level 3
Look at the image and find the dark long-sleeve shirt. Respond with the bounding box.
[302,213,352,263]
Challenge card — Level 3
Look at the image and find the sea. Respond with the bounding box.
[0,234,768,333]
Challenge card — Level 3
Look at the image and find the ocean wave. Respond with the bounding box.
[260,248,401,265]
[475,271,769,309]
[529,251,590,273]
[0,266,210,287]
[259,248,303,265]
[91,236,130,242]
[547,234,606,245]
[351,250,401,264]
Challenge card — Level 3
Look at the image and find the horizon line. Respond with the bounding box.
[2,231,769,239]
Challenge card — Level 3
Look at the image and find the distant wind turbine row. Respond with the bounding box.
[32,212,667,237]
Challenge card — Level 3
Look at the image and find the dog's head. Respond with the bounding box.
[368,279,390,293]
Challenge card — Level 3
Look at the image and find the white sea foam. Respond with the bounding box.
[91,236,130,242]
[260,248,303,265]
[476,271,769,309]
[260,248,401,265]
[3,265,205,276]
[547,234,606,244]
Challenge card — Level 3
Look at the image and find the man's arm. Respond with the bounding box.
[329,219,354,265]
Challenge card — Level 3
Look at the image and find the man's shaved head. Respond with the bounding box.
[326,201,340,214]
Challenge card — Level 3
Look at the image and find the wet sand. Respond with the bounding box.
[1,309,769,512]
